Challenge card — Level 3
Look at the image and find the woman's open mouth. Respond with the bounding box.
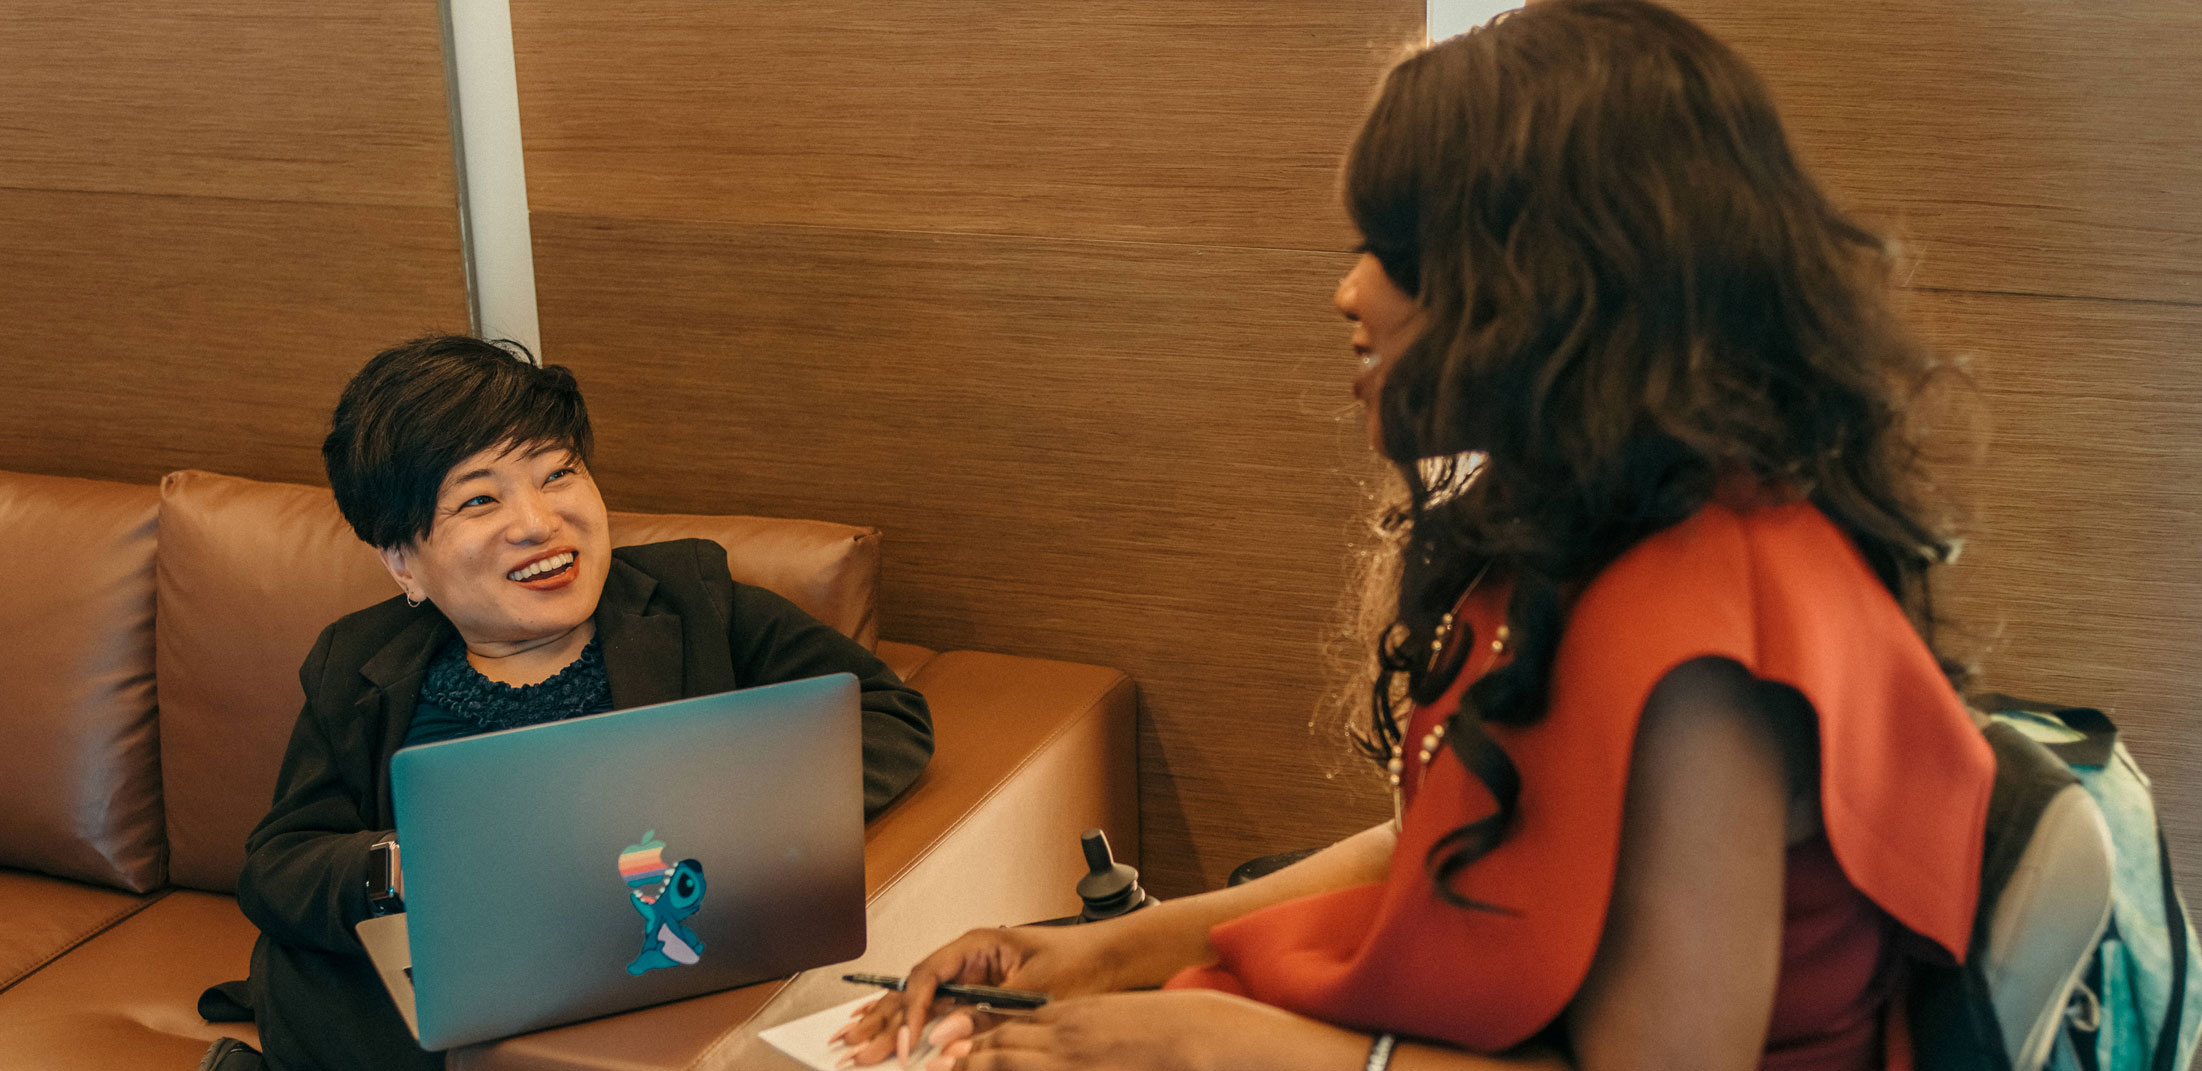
[507,550,578,589]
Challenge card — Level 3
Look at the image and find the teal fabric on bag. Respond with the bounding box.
[1989,703,2202,1071]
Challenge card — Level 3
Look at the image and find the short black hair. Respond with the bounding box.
[323,335,594,549]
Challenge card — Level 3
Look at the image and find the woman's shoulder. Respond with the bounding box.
[610,538,733,581]
[602,539,739,609]
[1548,496,1992,963]
[1604,495,1848,576]
[1572,498,1870,642]
[315,594,426,659]
[1551,496,1925,728]
[601,539,752,631]
[301,594,443,702]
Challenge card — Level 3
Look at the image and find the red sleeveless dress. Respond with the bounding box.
[1167,500,1994,1069]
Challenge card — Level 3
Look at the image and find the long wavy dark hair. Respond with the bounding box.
[1346,0,1963,910]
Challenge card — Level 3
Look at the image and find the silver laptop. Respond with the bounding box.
[356,672,867,1051]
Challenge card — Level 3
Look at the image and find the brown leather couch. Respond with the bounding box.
[0,468,1137,1070]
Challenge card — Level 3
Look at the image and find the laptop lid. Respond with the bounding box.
[386,672,867,1051]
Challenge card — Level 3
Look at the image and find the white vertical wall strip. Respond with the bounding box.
[1427,0,1521,42]
[442,0,542,360]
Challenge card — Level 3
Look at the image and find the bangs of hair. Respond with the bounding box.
[1343,51,1433,298]
[324,336,595,549]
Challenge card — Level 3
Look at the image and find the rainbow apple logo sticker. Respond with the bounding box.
[619,830,706,976]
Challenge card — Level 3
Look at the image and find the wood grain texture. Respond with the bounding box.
[511,0,2198,905]
[0,188,468,487]
[531,216,1392,894]
[0,1,457,207]
[1911,290,2202,888]
[509,0,1422,251]
[1667,0,2202,305]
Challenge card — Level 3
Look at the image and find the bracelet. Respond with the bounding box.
[1365,1032,1398,1071]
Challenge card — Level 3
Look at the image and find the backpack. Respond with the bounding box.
[1914,694,2202,1071]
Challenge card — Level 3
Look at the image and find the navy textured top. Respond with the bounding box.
[402,635,614,747]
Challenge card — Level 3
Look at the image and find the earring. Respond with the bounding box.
[405,592,423,609]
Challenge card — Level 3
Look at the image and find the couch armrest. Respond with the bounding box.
[875,640,939,685]
[450,650,1137,1071]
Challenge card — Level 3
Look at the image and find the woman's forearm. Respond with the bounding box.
[1084,821,1398,989]
[1221,1003,1567,1071]
[236,827,387,951]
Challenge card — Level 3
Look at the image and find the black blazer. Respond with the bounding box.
[227,538,932,1071]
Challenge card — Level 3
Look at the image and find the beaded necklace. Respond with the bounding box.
[1386,561,1509,828]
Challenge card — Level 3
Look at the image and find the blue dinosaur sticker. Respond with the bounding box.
[617,830,707,975]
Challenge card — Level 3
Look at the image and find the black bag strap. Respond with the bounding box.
[1971,693,2119,768]
[1912,721,2085,1071]
[2154,826,2188,1071]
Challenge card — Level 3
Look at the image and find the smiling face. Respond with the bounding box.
[377,440,612,658]
[1336,252,1427,450]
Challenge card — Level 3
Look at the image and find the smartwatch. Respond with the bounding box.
[365,834,404,917]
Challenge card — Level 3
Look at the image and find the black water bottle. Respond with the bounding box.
[1074,829,1155,922]
[1028,828,1156,926]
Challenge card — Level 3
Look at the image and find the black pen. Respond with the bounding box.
[842,972,1051,1010]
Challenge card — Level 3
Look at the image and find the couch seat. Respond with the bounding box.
[0,890,259,1068]
[0,871,159,995]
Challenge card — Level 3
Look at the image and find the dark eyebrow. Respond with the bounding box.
[441,443,576,497]
[443,467,496,489]
[519,441,573,462]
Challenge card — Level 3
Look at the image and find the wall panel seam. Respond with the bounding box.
[1903,284,2202,312]
[0,183,453,214]
[523,210,1358,259]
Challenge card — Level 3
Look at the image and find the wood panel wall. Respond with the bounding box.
[0,2,468,487]
[516,0,2202,895]
[1668,0,2202,884]
[514,0,1424,894]
[0,0,2190,903]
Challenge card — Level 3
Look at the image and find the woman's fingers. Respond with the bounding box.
[844,1006,1002,1069]
[966,1021,1053,1055]
[835,995,905,1066]
[921,1037,974,1071]
[827,995,882,1045]
[836,935,989,1057]
[902,930,1032,1043]
[945,1021,1061,1071]
[832,979,991,1064]
[926,1010,977,1049]
[833,927,1049,1067]
[840,996,924,1067]
[838,1032,890,1068]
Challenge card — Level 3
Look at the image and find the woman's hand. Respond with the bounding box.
[833,923,1122,1066]
[834,823,1401,1068]
[921,990,1574,1071]
[922,990,1264,1071]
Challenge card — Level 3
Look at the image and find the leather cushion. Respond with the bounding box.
[0,889,259,1068]
[155,471,396,894]
[606,511,880,651]
[0,870,159,994]
[155,470,883,893]
[0,471,166,892]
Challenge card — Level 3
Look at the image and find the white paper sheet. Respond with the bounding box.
[759,994,947,1071]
